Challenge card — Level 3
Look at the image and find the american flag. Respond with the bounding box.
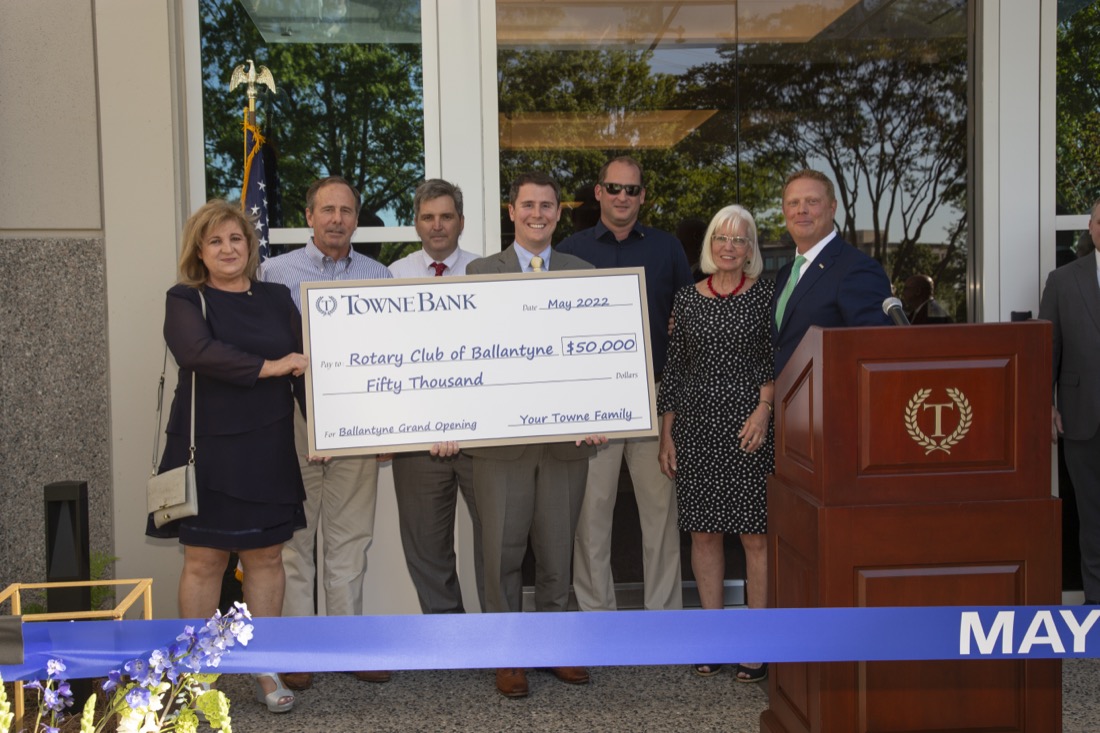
[242,113,270,261]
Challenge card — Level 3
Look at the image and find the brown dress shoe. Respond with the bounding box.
[353,670,392,683]
[281,672,312,691]
[549,666,590,685]
[495,668,529,697]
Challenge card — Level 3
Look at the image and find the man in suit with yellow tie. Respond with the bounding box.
[465,172,602,697]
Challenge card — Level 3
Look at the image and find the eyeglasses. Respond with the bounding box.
[712,234,751,249]
[600,182,643,197]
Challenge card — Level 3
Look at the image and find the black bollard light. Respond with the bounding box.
[44,481,91,612]
[44,481,93,705]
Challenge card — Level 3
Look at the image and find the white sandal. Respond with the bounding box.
[253,672,295,713]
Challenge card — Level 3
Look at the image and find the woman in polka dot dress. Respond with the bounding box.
[657,204,775,683]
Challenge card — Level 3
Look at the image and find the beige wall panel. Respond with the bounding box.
[0,0,101,230]
[96,0,184,619]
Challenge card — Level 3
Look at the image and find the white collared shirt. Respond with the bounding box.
[388,247,479,278]
[790,230,837,285]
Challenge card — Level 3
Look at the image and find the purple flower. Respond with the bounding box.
[125,686,151,709]
[232,619,254,645]
[45,659,67,679]
[42,686,70,713]
[122,658,146,677]
[103,668,124,693]
[149,648,171,675]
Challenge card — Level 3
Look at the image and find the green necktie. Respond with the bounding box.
[775,254,806,329]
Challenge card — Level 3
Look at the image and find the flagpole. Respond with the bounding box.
[229,60,277,260]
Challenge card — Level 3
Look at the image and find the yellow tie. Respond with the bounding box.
[530,256,544,272]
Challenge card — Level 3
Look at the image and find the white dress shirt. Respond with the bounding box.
[388,247,480,278]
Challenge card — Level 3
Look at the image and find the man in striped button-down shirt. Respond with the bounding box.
[261,175,393,690]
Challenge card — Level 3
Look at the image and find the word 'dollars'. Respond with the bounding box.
[960,609,1100,655]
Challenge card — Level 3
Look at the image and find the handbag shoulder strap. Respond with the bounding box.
[150,345,169,478]
[151,289,205,476]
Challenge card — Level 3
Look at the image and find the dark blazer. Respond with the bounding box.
[464,244,596,462]
[770,235,892,378]
[163,281,305,437]
[1039,251,1100,441]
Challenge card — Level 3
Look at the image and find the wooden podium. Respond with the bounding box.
[760,322,1061,733]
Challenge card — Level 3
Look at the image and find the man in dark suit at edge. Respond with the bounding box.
[1039,197,1100,606]
[464,172,606,698]
[770,169,893,378]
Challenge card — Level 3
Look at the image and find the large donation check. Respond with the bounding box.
[301,267,657,455]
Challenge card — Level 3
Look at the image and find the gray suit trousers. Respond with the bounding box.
[1065,427,1100,603]
[392,451,483,614]
[473,444,588,613]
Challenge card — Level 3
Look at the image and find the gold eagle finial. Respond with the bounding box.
[229,59,277,113]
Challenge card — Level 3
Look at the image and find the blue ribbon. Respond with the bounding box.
[1,606,1096,681]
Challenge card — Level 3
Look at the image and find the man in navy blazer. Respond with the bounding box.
[770,169,892,378]
[1039,198,1100,605]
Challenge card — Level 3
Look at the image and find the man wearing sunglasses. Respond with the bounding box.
[558,156,693,613]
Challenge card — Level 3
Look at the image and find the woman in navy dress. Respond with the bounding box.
[658,204,775,682]
[147,199,306,712]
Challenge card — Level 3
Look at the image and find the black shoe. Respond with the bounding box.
[735,663,768,683]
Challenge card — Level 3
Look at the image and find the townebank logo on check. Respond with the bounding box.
[315,290,479,316]
[299,268,658,457]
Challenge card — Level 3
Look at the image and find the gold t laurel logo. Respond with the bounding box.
[904,388,973,454]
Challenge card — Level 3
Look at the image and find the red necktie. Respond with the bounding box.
[431,262,446,276]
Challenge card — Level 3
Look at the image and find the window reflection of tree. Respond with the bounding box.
[497,6,969,319]
[1056,2,1100,217]
[200,0,425,229]
[729,34,968,318]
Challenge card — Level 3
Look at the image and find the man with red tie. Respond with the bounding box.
[388,179,485,616]
[388,179,480,280]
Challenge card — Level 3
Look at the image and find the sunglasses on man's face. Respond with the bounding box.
[600,182,643,197]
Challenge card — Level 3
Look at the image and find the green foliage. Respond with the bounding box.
[89,552,120,612]
[0,678,13,732]
[1057,2,1100,214]
[497,26,968,294]
[498,47,774,241]
[704,34,969,282]
[200,0,425,226]
[14,552,118,616]
[379,241,420,266]
[198,0,969,307]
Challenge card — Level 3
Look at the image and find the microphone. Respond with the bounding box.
[882,297,910,326]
